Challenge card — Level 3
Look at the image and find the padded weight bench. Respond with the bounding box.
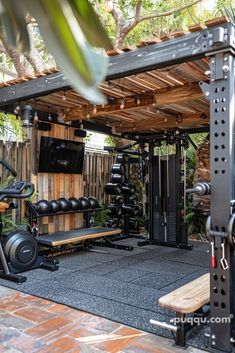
[37,227,133,251]
[150,273,210,348]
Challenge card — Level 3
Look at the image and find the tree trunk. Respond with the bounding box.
[25,23,47,74]
[0,27,34,77]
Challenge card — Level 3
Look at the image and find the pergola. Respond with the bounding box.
[0,15,234,352]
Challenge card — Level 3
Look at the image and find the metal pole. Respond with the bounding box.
[208,52,235,352]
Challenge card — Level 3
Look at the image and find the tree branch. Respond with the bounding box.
[138,0,202,22]
[0,26,34,77]
[135,0,142,21]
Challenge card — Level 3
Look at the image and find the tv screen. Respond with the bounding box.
[38,136,85,174]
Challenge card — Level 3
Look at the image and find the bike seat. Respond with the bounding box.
[0,202,9,213]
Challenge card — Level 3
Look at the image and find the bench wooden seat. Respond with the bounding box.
[37,227,121,246]
[151,273,210,348]
[159,273,210,313]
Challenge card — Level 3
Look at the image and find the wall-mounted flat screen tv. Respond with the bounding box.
[38,136,85,174]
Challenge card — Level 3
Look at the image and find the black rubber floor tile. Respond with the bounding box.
[105,268,153,282]
[130,258,200,276]
[132,271,183,290]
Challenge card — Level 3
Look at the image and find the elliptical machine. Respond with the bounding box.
[0,159,59,283]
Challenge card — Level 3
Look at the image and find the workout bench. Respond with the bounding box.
[37,226,133,251]
[150,273,210,348]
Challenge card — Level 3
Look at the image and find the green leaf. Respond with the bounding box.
[22,0,108,104]
[68,0,112,49]
[1,0,30,54]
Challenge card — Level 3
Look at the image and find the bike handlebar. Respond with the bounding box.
[0,160,17,177]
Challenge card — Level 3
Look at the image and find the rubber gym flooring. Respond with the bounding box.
[0,238,211,351]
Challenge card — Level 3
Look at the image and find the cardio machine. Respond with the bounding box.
[0,160,59,284]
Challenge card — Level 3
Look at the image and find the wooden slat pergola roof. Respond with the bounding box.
[0,16,232,136]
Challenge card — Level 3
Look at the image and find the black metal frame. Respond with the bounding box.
[0,20,235,351]
[139,134,191,249]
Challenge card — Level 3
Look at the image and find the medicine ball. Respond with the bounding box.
[50,200,61,213]
[58,198,71,212]
[79,197,91,210]
[2,230,38,271]
[88,197,100,209]
[68,197,81,211]
[35,199,51,214]
[104,183,122,195]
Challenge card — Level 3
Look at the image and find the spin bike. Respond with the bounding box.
[0,159,59,283]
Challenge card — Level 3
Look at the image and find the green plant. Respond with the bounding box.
[1,214,29,234]
[94,202,110,226]
[0,0,112,103]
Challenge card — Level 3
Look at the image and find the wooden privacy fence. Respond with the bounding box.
[0,141,114,204]
[83,151,114,203]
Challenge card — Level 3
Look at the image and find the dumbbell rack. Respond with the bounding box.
[106,154,142,238]
[27,201,102,234]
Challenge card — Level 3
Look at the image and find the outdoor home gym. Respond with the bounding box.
[0,15,235,353]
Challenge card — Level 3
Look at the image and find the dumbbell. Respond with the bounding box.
[129,218,139,231]
[49,200,61,213]
[111,164,126,175]
[186,181,211,196]
[121,204,139,216]
[111,174,126,184]
[104,183,122,195]
[115,196,125,205]
[129,196,138,205]
[68,197,82,211]
[116,153,129,164]
[107,204,122,216]
[58,198,71,212]
[79,197,91,210]
[121,184,136,195]
[88,196,100,209]
[35,200,52,214]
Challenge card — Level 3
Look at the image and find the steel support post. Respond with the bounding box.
[209,52,235,352]
[149,142,154,242]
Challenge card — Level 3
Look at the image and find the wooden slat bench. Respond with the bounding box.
[150,273,210,347]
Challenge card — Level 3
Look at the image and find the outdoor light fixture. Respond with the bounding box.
[62,91,67,101]
[93,105,97,114]
[21,104,34,142]
[120,97,125,109]
[135,95,141,105]
[21,104,34,126]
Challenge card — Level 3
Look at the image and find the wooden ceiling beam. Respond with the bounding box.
[115,112,209,133]
[64,82,203,121]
